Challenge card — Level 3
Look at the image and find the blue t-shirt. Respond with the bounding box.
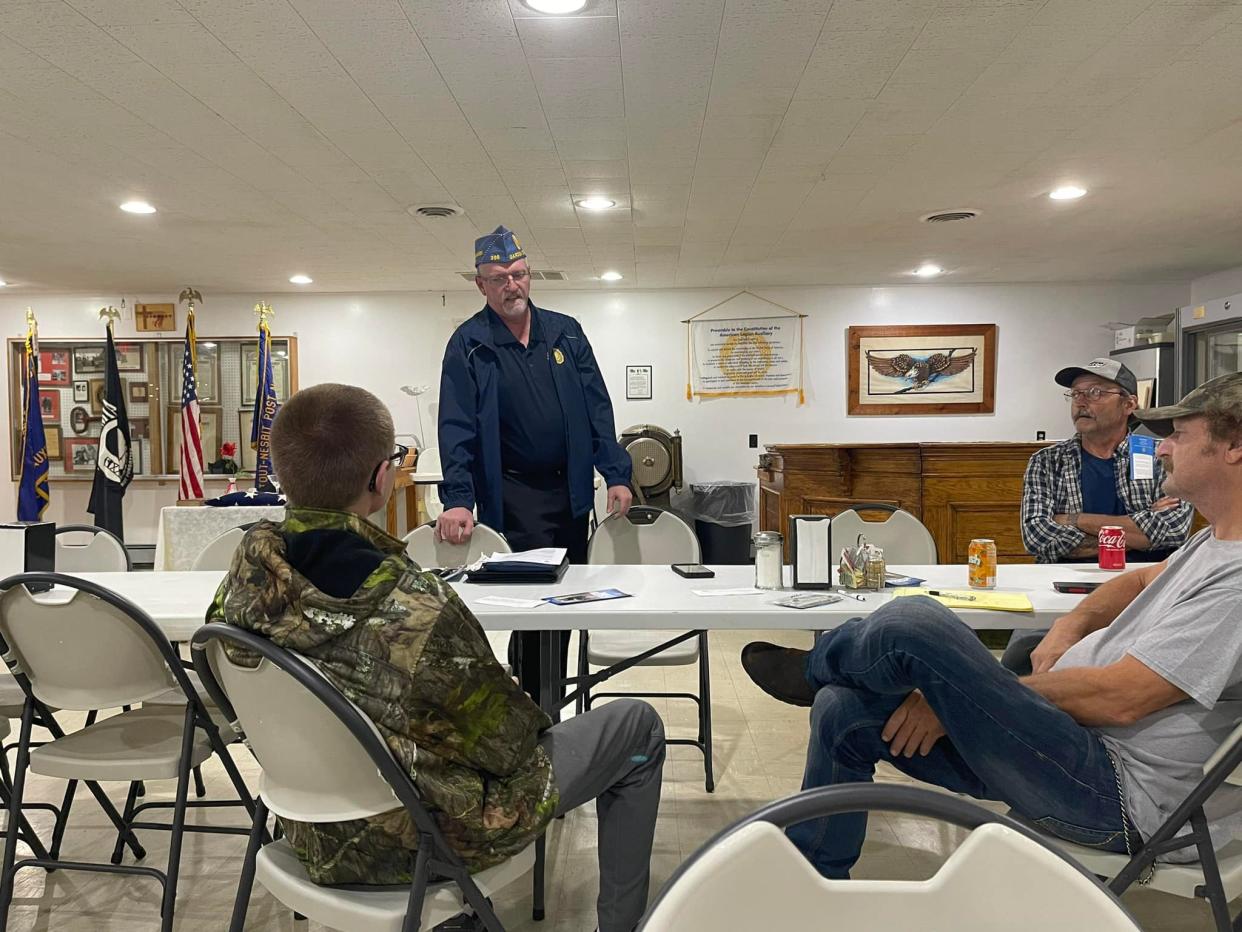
[1080,451,1124,516]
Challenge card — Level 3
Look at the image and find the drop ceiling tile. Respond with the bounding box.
[516,14,620,58]
[401,0,517,37]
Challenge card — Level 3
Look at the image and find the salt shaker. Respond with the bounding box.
[753,531,784,589]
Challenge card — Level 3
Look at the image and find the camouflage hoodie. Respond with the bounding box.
[207,507,557,882]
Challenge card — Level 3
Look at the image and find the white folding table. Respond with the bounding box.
[54,563,1112,713]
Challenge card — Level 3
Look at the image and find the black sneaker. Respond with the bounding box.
[740,642,816,707]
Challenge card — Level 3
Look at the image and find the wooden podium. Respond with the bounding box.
[757,442,1050,564]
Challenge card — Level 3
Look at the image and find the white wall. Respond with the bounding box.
[1190,265,1242,305]
[5,281,1187,544]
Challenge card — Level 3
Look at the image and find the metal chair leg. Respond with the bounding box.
[110,781,143,864]
[159,705,197,932]
[228,797,267,932]
[699,632,714,793]
[575,631,589,716]
[193,765,207,799]
[532,834,546,921]
[0,701,38,920]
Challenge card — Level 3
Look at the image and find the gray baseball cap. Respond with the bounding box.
[1054,357,1138,396]
[1134,372,1242,438]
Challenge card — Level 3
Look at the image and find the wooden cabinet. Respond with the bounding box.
[757,442,1049,564]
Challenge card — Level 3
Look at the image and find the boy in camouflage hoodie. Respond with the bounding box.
[209,383,664,932]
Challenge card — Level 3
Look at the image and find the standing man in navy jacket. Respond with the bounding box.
[437,225,633,700]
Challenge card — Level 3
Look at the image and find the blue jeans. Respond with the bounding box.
[790,596,1137,878]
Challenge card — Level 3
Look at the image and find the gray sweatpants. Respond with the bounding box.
[540,699,666,932]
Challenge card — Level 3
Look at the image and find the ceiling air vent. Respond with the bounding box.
[410,204,463,218]
[458,269,567,281]
[921,209,980,224]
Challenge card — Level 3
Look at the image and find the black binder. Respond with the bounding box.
[464,556,571,585]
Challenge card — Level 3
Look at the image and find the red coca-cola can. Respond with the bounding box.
[1099,526,1126,570]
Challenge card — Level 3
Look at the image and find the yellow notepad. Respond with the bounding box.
[890,588,1034,613]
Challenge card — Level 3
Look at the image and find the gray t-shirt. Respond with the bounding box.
[1054,528,1242,854]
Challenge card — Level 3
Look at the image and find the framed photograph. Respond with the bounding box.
[44,425,62,460]
[40,391,60,421]
[73,380,90,402]
[115,343,144,372]
[73,345,106,376]
[135,302,175,332]
[130,416,149,440]
[239,409,256,470]
[63,437,99,473]
[129,381,149,403]
[847,324,998,416]
[38,349,70,384]
[196,341,220,404]
[40,391,61,422]
[70,406,90,435]
[1136,378,1156,410]
[241,342,290,404]
[167,407,220,473]
[132,439,144,475]
[89,378,106,414]
[625,365,653,401]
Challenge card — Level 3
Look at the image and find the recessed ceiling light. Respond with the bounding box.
[289,274,313,285]
[523,0,587,12]
[600,270,623,282]
[576,196,616,211]
[1049,185,1087,200]
[0,279,7,287]
[119,200,156,214]
[914,264,943,278]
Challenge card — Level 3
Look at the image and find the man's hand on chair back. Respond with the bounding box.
[437,507,475,544]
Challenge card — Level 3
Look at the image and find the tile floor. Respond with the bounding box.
[1,629,1229,930]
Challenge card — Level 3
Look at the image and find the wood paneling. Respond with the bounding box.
[758,442,1048,564]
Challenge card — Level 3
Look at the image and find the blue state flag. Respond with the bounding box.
[17,334,50,520]
[250,323,280,492]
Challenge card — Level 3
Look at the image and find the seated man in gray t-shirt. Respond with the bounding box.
[739,372,1242,878]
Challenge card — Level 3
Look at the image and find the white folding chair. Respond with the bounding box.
[829,503,938,564]
[403,524,512,669]
[53,524,130,572]
[1032,719,1242,931]
[190,525,249,571]
[639,785,1139,932]
[193,624,533,932]
[402,522,510,570]
[581,507,714,791]
[0,573,257,931]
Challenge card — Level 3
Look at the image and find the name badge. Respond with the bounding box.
[1129,434,1156,481]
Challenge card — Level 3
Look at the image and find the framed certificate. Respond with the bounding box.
[626,365,652,401]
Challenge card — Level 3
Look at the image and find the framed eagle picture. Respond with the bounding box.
[847,323,997,416]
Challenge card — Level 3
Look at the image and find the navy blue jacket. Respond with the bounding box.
[437,303,632,533]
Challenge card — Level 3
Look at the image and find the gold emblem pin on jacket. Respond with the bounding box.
[553,348,565,365]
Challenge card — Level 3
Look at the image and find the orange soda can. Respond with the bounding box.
[968,539,997,589]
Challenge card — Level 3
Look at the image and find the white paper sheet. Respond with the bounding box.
[475,596,547,608]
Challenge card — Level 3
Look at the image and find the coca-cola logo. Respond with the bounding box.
[1099,531,1125,548]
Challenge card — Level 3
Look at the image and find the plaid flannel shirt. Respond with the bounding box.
[1020,434,1194,563]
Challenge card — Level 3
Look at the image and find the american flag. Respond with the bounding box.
[179,312,205,499]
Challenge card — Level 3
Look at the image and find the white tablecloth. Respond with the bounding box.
[153,505,285,571]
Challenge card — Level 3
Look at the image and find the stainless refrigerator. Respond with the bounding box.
[1179,293,1242,395]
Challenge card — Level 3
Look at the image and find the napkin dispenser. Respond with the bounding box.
[0,521,55,592]
[789,514,832,589]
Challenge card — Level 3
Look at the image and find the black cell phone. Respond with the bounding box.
[1053,580,1103,594]
[672,563,715,579]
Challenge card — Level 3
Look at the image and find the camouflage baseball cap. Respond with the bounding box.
[1133,372,1242,437]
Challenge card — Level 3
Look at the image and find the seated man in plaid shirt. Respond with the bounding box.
[1006,357,1194,672]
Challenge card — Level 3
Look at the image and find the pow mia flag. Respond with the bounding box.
[87,325,133,539]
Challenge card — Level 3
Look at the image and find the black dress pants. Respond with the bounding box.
[500,470,589,709]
